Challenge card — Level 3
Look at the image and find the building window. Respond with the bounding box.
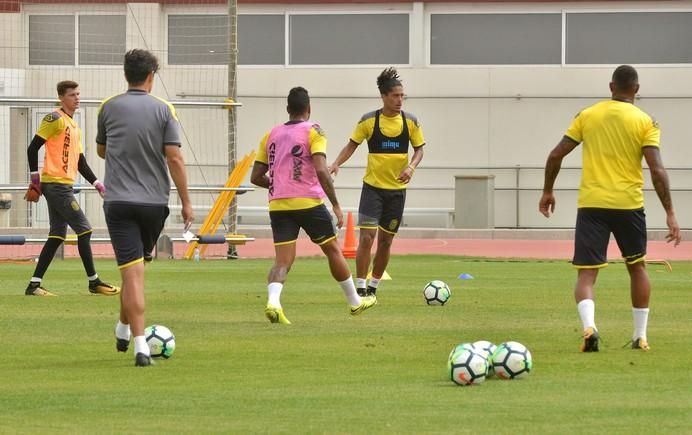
[168,14,229,65]
[29,14,125,66]
[430,13,562,65]
[29,15,75,65]
[566,12,692,64]
[169,13,408,66]
[79,15,126,65]
[168,14,284,65]
[238,15,284,65]
[289,14,409,65]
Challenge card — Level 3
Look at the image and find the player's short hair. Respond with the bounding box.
[287,87,310,116]
[57,80,79,96]
[377,67,402,95]
[124,49,160,86]
[612,65,638,92]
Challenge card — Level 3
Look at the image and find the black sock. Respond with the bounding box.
[366,286,377,296]
[77,232,97,277]
[356,288,367,297]
[32,237,63,279]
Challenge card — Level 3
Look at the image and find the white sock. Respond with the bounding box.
[88,274,98,281]
[339,276,361,306]
[369,277,381,289]
[632,307,650,340]
[356,278,367,289]
[268,282,283,308]
[115,320,131,340]
[30,277,42,283]
[577,299,596,330]
[134,336,149,356]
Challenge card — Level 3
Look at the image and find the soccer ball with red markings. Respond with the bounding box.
[448,347,488,386]
[145,324,176,359]
[423,280,451,305]
[492,341,532,380]
[447,342,475,364]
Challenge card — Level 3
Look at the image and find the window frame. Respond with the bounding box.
[26,11,126,68]
[285,10,412,68]
[425,5,692,68]
[563,7,692,67]
[165,9,412,68]
[27,14,76,67]
[165,12,287,68]
[425,10,563,68]
[166,13,230,67]
[77,13,127,67]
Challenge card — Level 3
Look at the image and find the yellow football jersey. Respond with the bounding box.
[351,110,425,190]
[565,99,660,209]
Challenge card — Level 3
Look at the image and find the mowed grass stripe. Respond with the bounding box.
[0,257,690,434]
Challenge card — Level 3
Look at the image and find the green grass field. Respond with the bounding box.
[1,256,691,434]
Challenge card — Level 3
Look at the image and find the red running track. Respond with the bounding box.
[223,238,692,261]
[1,238,690,261]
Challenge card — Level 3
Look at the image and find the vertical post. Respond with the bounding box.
[515,165,520,228]
[227,0,239,259]
[10,108,30,227]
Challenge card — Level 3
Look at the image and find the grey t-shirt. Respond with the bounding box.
[96,89,181,205]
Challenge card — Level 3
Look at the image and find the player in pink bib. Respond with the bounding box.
[251,87,377,324]
[265,121,325,202]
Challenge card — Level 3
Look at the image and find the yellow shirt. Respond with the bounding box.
[37,109,84,184]
[351,110,425,190]
[565,99,660,209]
[257,123,327,211]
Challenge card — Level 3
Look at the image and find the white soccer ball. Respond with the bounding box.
[449,347,488,386]
[423,280,451,305]
[472,340,497,377]
[447,342,475,364]
[145,324,176,359]
[492,341,532,380]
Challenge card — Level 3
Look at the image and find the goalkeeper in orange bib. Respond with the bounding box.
[24,80,120,297]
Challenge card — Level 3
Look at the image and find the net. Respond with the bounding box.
[0,0,242,257]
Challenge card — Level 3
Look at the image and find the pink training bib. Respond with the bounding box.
[266,121,325,201]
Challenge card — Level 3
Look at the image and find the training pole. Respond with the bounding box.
[227,0,239,259]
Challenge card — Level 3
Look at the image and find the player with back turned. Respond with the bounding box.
[251,87,377,325]
[97,49,193,366]
[539,65,681,353]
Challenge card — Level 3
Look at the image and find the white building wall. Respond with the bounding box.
[2,1,692,230]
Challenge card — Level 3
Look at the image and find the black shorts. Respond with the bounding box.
[42,183,91,238]
[358,182,406,234]
[104,202,169,268]
[269,204,336,246]
[573,208,647,268]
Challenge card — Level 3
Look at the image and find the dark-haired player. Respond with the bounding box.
[251,87,376,324]
[97,49,193,366]
[329,67,425,298]
[540,65,680,352]
[25,80,119,297]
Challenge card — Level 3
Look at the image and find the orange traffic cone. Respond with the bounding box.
[342,211,357,259]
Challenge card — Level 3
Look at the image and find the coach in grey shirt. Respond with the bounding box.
[96,88,181,205]
[96,49,193,367]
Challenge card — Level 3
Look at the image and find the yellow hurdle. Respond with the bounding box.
[198,152,255,257]
[184,150,256,259]
[184,152,252,259]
